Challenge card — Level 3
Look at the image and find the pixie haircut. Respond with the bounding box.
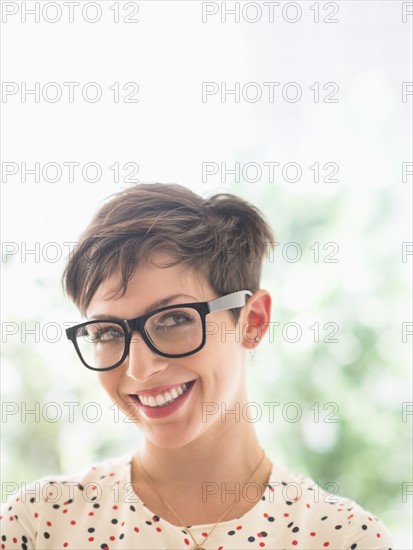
[63,183,275,319]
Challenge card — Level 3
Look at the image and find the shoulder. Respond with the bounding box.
[265,462,394,549]
[1,454,133,549]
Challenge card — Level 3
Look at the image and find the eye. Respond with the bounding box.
[81,323,124,343]
[156,311,194,329]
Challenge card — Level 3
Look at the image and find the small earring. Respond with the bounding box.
[254,337,260,343]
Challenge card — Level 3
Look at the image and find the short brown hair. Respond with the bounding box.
[63,183,275,318]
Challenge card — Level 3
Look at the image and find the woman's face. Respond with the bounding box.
[86,253,253,449]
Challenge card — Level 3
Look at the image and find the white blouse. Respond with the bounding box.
[1,454,393,550]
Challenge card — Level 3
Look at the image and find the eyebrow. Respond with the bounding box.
[87,294,198,321]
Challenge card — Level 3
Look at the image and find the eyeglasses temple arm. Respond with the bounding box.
[207,290,253,313]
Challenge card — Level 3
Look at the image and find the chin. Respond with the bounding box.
[142,423,206,450]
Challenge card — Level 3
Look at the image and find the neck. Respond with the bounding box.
[134,419,268,490]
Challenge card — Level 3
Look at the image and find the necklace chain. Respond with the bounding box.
[136,449,267,550]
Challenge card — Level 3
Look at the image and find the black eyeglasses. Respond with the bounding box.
[66,290,252,371]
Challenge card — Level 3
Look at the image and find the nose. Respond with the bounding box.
[124,330,169,382]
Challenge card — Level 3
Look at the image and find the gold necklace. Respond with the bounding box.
[136,449,267,550]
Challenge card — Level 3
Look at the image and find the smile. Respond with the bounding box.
[128,380,196,418]
[137,382,193,408]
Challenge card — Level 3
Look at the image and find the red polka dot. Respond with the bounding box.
[1,544,5,549]
[121,521,125,527]
[9,516,14,521]
[292,541,298,546]
[259,543,265,548]
[377,533,381,538]
[113,505,118,510]
[63,509,68,514]
[310,532,316,536]
[156,527,161,532]
[236,525,242,530]
[63,543,68,548]
[368,517,373,521]
[34,512,39,518]
[88,537,94,542]
[184,538,190,545]
[202,532,208,537]
[13,538,17,544]
[323,543,330,547]
[110,536,115,541]
[47,521,52,526]
[306,503,311,508]
[88,512,94,516]
[70,520,76,525]
[283,513,289,517]
[134,527,139,533]
[264,513,268,517]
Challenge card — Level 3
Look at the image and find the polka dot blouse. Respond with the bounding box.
[1,454,393,549]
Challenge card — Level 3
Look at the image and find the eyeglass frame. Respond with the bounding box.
[65,290,253,371]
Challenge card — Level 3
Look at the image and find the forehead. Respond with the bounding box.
[86,252,212,319]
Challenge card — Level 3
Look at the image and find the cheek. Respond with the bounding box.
[98,371,121,398]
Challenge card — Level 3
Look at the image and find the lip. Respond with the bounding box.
[133,381,194,397]
[128,380,196,419]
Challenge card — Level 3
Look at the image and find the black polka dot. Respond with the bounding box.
[88,527,95,533]
[119,533,125,540]
[268,516,275,522]
[228,530,235,535]
[93,503,100,508]
[350,545,357,549]
[44,532,50,539]
[362,524,367,530]
[130,505,136,512]
[287,522,294,528]
[321,516,328,520]
[335,525,342,530]
[111,519,118,525]
[248,536,255,542]
[292,526,299,533]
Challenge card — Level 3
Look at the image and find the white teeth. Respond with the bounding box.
[137,383,191,408]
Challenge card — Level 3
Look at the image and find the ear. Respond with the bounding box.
[240,289,272,350]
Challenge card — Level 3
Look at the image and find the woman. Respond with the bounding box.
[1,183,393,549]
